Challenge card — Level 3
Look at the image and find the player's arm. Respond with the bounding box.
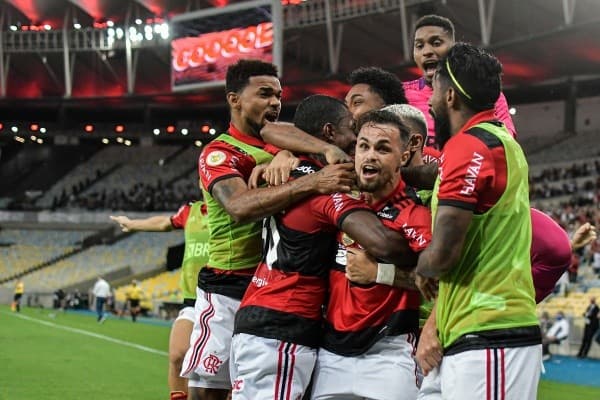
[345,248,417,289]
[211,163,355,224]
[416,206,472,278]
[401,163,438,190]
[415,302,442,376]
[109,215,173,232]
[340,211,418,268]
[260,122,351,165]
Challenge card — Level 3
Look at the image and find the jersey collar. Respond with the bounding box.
[457,109,497,134]
[228,123,266,148]
[370,178,408,211]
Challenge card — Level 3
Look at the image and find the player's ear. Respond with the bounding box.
[227,91,241,110]
[408,133,423,153]
[399,149,411,168]
[447,86,459,110]
[322,122,335,143]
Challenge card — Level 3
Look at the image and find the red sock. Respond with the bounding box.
[170,391,187,400]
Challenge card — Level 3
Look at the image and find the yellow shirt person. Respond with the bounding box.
[12,281,24,312]
[125,281,144,322]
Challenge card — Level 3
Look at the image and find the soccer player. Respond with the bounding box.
[309,109,430,400]
[111,201,209,400]
[405,14,516,149]
[255,66,411,186]
[345,66,408,121]
[180,60,357,400]
[11,280,24,312]
[231,96,419,400]
[414,43,540,400]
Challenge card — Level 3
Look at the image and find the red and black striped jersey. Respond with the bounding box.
[323,179,432,356]
[235,158,372,348]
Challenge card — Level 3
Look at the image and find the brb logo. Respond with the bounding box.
[173,22,273,72]
[203,354,223,374]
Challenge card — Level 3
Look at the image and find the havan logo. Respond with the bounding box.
[460,152,484,196]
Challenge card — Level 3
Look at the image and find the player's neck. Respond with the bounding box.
[369,175,400,204]
[230,115,260,139]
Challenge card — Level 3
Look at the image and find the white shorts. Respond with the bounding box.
[438,345,542,400]
[417,367,441,400]
[311,334,418,400]
[230,333,316,400]
[176,306,196,323]
[180,288,240,389]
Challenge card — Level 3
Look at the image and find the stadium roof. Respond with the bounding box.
[1,0,599,107]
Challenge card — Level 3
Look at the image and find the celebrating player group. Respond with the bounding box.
[152,14,597,400]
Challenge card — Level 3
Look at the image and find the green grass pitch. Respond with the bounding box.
[1,305,599,400]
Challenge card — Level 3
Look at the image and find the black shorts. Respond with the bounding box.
[129,299,140,308]
[13,293,22,302]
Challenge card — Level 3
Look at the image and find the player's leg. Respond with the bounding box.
[353,334,419,400]
[230,333,316,400]
[417,367,442,400]
[310,348,358,399]
[440,345,541,400]
[169,306,195,400]
[182,289,238,400]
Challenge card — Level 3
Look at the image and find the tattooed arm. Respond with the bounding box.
[211,163,355,224]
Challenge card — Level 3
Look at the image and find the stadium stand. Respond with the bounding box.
[0,229,96,281]
[4,230,184,293]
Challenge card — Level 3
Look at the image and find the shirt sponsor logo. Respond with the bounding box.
[332,192,345,212]
[460,151,484,196]
[186,242,209,258]
[252,275,268,288]
[295,164,316,175]
[206,150,227,167]
[401,223,428,248]
[199,157,211,180]
[377,204,400,221]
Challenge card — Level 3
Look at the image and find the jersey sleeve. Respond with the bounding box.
[422,146,441,164]
[397,204,432,253]
[198,141,247,194]
[263,143,281,155]
[494,92,516,138]
[170,203,191,229]
[437,134,496,211]
[311,193,373,228]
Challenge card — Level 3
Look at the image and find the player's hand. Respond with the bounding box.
[415,273,438,301]
[345,248,377,284]
[571,222,597,250]
[263,150,300,186]
[323,144,352,165]
[248,164,268,189]
[312,162,355,194]
[416,314,443,376]
[110,215,132,232]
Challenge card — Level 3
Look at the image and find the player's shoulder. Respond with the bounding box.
[445,130,494,155]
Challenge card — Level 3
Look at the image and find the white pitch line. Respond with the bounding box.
[3,311,168,356]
